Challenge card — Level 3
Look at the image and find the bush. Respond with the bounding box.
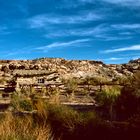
[19,100,33,111]
[95,86,120,120]
[115,86,140,120]
[11,94,33,111]
[45,104,113,140]
[115,71,140,120]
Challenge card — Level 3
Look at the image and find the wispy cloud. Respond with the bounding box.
[78,0,95,3]
[102,0,140,7]
[78,0,140,7]
[44,23,132,41]
[36,38,91,52]
[44,24,108,37]
[119,52,140,57]
[2,47,33,58]
[131,56,140,60]
[104,45,140,53]
[0,26,11,35]
[103,57,124,61]
[28,12,103,28]
[111,24,140,30]
[119,32,132,35]
[16,3,29,16]
[101,36,132,41]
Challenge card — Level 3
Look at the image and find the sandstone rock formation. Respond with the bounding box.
[0,58,139,84]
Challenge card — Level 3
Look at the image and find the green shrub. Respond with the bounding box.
[19,100,33,111]
[11,94,33,111]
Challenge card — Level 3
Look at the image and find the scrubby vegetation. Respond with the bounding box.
[0,113,51,140]
[0,102,140,140]
[115,71,140,120]
[0,71,140,140]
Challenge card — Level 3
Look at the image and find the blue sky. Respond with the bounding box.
[0,0,140,64]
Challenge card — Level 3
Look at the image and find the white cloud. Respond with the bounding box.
[111,24,140,30]
[102,0,140,7]
[44,23,133,41]
[78,0,140,7]
[28,13,138,42]
[119,32,132,35]
[103,57,124,61]
[14,1,29,16]
[45,24,108,37]
[36,38,91,51]
[101,36,132,41]
[119,53,140,57]
[78,0,94,3]
[132,56,140,60]
[28,12,103,28]
[0,26,11,35]
[2,47,33,58]
[104,45,140,53]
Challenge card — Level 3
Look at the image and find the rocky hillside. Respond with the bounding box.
[0,58,140,83]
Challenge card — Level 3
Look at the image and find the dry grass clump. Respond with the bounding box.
[0,113,52,140]
[44,104,108,140]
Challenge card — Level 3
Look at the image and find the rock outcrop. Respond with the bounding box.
[0,58,139,83]
[0,58,139,106]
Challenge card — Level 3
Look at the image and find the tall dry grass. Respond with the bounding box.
[0,113,52,140]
